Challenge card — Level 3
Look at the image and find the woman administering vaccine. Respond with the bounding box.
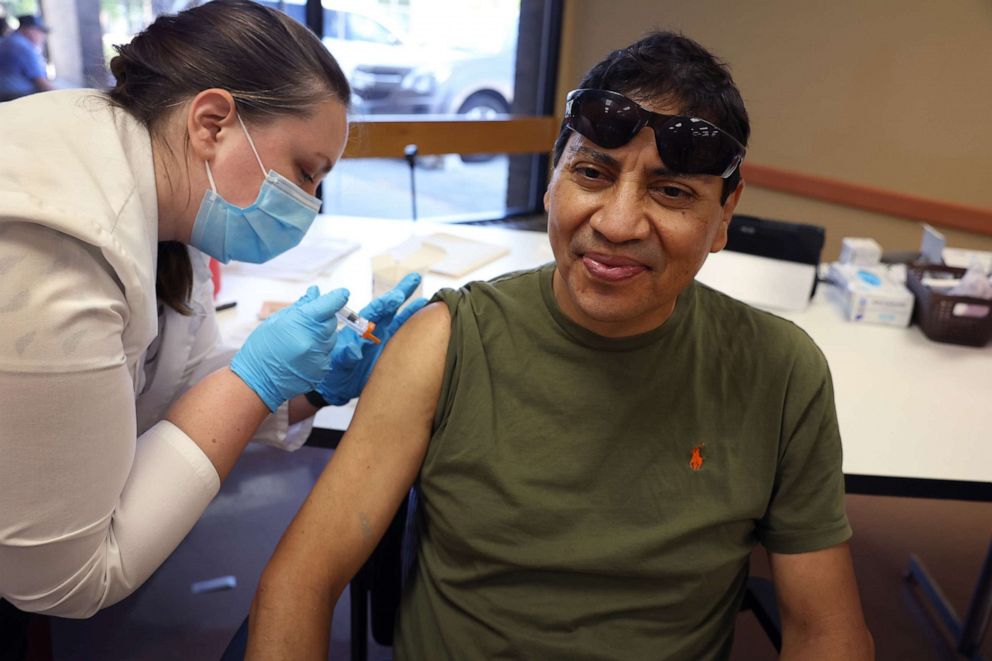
[0,0,422,621]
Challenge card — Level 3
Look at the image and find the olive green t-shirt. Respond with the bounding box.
[394,264,850,660]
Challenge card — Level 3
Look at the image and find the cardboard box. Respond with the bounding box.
[827,262,914,327]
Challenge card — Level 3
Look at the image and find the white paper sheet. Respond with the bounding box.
[696,250,818,312]
[224,238,360,281]
[423,233,510,277]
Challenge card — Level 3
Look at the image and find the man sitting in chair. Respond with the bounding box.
[247,31,874,660]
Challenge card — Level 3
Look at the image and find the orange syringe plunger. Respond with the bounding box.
[336,305,380,344]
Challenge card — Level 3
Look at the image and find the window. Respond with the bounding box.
[267,0,305,24]
[345,13,396,45]
[4,0,561,223]
[323,8,340,39]
[324,0,562,224]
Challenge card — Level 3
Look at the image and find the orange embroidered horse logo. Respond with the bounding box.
[689,446,704,471]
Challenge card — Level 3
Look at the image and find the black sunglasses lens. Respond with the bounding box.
[565,90,744,176]
[656,119,742,176]
[568,92,640,149]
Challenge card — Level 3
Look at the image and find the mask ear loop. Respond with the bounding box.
[237,114,268,177]
[202,112,267,192]
[204,160,219,193]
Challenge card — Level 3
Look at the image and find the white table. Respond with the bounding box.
[218,215,992,500]
[777,288,992,500]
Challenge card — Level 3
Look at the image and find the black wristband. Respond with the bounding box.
[304,390,328,409]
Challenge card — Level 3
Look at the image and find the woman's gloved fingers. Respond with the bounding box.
[311,274,425,407]
[329,336,364,369]
[266,285,320,324]
[390,297,428,330]
[299,287,350,322]
[300,285,320,302]
[231,287,353,412]
[393,272,423,299]
[360,273,422,322]
[359,290,403,322]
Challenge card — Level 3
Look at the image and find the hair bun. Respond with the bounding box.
[108,49,128,87]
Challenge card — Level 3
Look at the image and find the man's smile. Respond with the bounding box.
[581,251,650,282]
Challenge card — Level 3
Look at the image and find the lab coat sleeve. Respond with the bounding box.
[179,251,314,451]
[0,223,220,617]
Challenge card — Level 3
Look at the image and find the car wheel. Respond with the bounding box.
[457,92,509,163]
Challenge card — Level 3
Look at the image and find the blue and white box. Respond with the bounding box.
[827,262,914,327]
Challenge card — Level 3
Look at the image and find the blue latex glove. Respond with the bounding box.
[231,286,349,411]
[315,273,428,406]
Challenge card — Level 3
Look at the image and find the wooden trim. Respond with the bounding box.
[341,118,991,237]
[343,115,560,159]
[743,163,992,237]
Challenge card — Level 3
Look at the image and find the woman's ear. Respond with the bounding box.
[186,88,238,164]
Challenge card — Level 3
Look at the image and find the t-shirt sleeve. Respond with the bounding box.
[23,47,45,79]
[755,334,852,554]
[11,37,45,79]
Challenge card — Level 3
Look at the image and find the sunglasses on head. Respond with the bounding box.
[563,88,746,179]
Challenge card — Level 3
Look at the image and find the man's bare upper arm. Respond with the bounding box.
[265,301,451,597]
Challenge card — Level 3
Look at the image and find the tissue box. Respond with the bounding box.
[839,237,882,266]
[827,262,914,327]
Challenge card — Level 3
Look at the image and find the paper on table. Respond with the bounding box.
[421,233,510,277]
[224,238,359,281]
[371,233,510,284]
[371,239,444,298]
[696,250,817,312]
[943,247,992,273]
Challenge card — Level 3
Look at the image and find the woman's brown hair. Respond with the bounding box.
[107,0,350,314]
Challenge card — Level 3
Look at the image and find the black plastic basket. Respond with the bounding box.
[906,264,992,347]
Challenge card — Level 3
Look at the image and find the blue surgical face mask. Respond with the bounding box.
[189,114,322,264]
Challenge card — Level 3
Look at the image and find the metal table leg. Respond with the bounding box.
[906,537,992,660]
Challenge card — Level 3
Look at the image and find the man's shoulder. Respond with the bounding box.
[470,263,550,293]
[433,263,550,307]
[693,281,793,326]
[380,300,452,376]
[3,32,34,55]
[692,281,826,366]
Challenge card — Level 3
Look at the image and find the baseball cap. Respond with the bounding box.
[16,15,50,32]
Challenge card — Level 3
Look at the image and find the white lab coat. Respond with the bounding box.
[0,90,311,618]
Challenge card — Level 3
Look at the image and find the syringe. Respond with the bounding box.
[336,305,381,344]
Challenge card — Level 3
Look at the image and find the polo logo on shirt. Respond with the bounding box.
[689,445,704,471]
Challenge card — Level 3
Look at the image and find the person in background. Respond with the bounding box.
[0,0,423,655]
[0,14,53,101]
[247,31,875,660]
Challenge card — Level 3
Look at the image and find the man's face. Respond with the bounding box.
[544,99,743,338]
[22,26,46,48]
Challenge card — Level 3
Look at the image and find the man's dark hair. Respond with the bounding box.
[552,31,750,203]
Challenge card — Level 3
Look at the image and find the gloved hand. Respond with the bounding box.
[314,273,427,406]
[231,286,349,411]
